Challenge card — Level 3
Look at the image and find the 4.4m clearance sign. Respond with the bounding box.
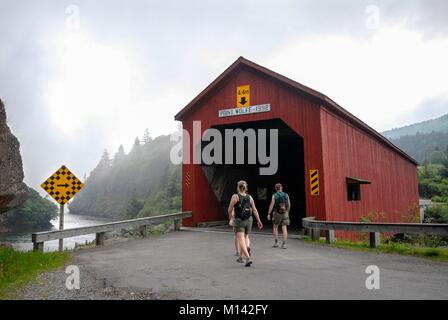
[236,85,250,107]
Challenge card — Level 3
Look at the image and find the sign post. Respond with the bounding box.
[41,165,84,252]
[59,204,64,252]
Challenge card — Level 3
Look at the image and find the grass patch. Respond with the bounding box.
[304,237,448,262]
[0,247,70,298]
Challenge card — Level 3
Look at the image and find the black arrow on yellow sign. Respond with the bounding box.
[239,96,248,106]
[57,183,69,188]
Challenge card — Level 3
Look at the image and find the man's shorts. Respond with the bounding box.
[273,211,290,226]
[234,216,253,234]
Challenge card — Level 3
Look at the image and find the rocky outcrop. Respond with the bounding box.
[0,98,27,213]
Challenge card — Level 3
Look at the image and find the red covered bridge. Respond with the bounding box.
[175,57,419,234]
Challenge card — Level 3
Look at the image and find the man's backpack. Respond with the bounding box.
[235,194,252,220]
[274,192,289,214]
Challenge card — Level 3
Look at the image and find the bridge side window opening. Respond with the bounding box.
[346,177,371,201]
[257,187,267,200]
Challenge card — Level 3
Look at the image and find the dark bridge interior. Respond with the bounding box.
[200,118,306,228]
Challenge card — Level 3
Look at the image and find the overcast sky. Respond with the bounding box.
[1,0,447,191]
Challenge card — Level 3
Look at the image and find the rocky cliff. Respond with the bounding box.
[0,98,27,213]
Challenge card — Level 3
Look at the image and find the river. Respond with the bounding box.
[0,212,114,252]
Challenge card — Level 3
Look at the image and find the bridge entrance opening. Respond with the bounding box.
[200,118,306,229]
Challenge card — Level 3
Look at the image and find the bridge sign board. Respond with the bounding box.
[218,104,270,118]
[41,165,84,205]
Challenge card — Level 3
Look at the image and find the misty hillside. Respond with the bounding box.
[383,113,448,140]
[381,113,448,164]
[68,134,181,219]
[389,131,448,164]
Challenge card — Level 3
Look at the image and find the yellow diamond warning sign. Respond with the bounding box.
[41,165,84,205]
[236,85,250,107]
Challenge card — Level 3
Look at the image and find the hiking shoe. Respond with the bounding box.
[272,241,279,248]
[236,257,244,263]
[245,258,253,267]
[281,242,287,249]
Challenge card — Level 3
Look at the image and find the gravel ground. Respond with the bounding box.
[9,264,157,300]
[8,255,188,300]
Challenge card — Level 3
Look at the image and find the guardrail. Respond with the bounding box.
[32,211,192,252]
[302,216,448,248]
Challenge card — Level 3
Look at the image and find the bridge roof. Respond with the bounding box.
[174,56,417,165]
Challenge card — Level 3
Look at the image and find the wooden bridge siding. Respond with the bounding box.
[320,108,419,238]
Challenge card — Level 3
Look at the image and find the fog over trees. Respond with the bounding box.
[69,132,181,219]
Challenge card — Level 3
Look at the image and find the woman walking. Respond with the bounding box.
[228,180,263,267]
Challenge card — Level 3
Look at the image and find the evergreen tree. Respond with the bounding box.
[143,129,152,144]
[430,150,447,165]
[129,137,142,162]
[113,145,126,166]
[100,149,111,168]
[131,137,141,151]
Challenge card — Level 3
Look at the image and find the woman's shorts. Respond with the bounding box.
[273,211,290,226]
[234,216,253,234]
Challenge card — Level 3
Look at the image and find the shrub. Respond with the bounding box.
[431,195,448,203]
[424,204,448,224]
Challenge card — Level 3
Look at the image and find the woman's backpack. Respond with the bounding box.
[235,194,252,220]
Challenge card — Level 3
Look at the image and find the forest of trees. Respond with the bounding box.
[1,187,58,232]
[390,131,448,163]
[384,112,448,222]
[418,148,448,223]
[418,148,448,203]
[382,113,448,164]
[68,130,181,219]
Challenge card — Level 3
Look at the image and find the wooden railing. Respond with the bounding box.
[32,211,192,252]
[302,217,448,248]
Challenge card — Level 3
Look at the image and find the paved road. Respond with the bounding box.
[67,229,448,299]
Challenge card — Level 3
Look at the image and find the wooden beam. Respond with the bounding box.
[311,228,320,241]
[174,219,182,231]
[96,232,105,246]
[139,225,147,237]
[33,242,44,252]
[369,232,380,248]
[325,230,335,244]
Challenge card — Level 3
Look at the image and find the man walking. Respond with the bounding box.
[267,183,291,249]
